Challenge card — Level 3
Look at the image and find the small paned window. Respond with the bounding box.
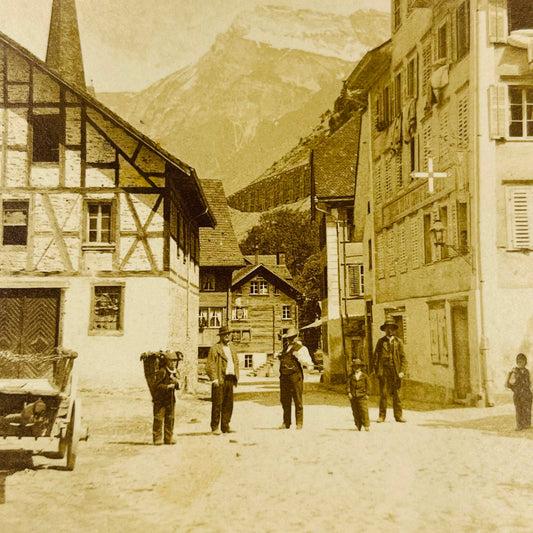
[2,200,28,245]
[88,202,112,243]
[282,305,292,320]
[456,1,470,60]
[509,87,533,138]
[201,273,215,291]
[437,23,448,62]
[33,114,62,162]
[91,286,123,332]
[244,354,253,368]
[232,307,249,321]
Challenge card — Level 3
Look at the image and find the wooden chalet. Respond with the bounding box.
[231,255,301,370]
[0,0,215,389]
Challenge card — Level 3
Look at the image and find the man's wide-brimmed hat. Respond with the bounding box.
[282,327,299,339]
[218,325,233,336]
[352,358,364,367]
[164,351,180,361]
[380,317,398,331]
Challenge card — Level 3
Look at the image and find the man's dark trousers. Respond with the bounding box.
[153,399,175,444]
[379,366,403,420]
[211,376,235,432]
[280,372,303,428]
[350,396,369,430]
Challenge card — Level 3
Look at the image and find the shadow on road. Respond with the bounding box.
[0,451,34,504]
[421,413,533,438]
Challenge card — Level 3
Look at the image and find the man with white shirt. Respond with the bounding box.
[372,316,408,423]
[206,325,240,435]
[278,327,314,430]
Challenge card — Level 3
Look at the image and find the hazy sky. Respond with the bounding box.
[0,0,389,92]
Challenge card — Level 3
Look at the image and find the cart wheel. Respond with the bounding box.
[65,400,81,471]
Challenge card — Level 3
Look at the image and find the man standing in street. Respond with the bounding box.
[372,317,408,423]
[279,327,313,429]
[206,325,240,435]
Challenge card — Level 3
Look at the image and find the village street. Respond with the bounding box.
[1,375,533,533]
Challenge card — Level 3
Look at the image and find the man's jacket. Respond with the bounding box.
[153,366,179,404]
[372,335,408,377]
[206,342,240,384]
[347,372,370,398]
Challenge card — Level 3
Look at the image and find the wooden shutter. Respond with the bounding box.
[437,305,448,365]
[488,0,507,43]
[509,188,531,249]
[489,84,507,139]
[399,221,407,273]
[457,92,469,148]
[348,265,360,297]
[429,307,439,363]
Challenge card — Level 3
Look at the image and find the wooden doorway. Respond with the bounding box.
[451,303,471,400]
[0,288,60,354]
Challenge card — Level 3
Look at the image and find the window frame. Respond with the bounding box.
[32,113,63,163]
[89,283,125,336]
[2,199,29,246]
[508,86,533,139]
[282,305,292,320]
[86,200,114,246]
[201,272,216,292]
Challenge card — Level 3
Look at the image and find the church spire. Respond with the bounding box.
[46,0,86,89]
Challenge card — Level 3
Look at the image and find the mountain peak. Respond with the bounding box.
[228,5,389,62]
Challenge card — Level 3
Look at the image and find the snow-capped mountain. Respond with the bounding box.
[99,6,389,193]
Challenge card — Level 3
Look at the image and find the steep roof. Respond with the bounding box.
[313,113,361,200]
[243,255,292,280]
[232,264,301,300]
[0,27,215,227]
[199,180,245,267]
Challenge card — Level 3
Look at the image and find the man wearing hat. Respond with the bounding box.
[152,351,182,445]
[278,327,313,429]
[372,317,408,423]
[206,325,240,434]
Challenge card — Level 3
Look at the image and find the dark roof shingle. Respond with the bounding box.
[199,180,245,267]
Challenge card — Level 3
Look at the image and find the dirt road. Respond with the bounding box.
[1,377,532,533]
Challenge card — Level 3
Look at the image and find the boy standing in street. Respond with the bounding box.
[152,351,181,445]
[347,358,370,431]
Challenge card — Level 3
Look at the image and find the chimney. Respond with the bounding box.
[254,245,259,265]
[46,0,86,90]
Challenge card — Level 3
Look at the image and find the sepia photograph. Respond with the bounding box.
[0,0,532,531]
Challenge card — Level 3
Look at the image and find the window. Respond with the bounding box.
[368,239,372,270]
[429,302,448,365]
[436,22,448,62]
[33,114,62,162]
[457,93,469,148]
[199,307,223,328]
[348,265,364,297]
[394,72,402,116]
[282,305,292,320]
[424,213,433,264]
[2,200,28,245]
[508,0,533,33]
[406,56,417,99]
[383,86,391,126]
[509,86,533,138]
[209,308,222,328]
[232,307,249,321]
[456,1,470,60]
[251,279,268,295]
[458,202,469,254]
[91,286,123,332]
[201,273,215,292]
[87,202,112,243]
[439,206,449,259]
[244,354,253,369]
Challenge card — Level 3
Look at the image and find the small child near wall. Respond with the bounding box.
[506,353,532,431]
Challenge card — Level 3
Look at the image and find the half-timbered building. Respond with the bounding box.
[0,0,214,388]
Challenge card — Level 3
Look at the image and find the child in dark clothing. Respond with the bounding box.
[347,359,370,431]
[507,353,532,431]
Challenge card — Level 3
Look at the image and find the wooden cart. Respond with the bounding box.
[0,349,88,470]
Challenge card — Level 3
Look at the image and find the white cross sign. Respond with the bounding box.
[410,157,448,194]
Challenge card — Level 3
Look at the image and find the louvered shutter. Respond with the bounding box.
[488,0,507,43]
[509,188,531,249]
[457,92,469,148]
[348,265,360,297]
[488,85,507,139]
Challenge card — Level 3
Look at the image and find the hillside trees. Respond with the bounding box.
[240,208,321,324]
